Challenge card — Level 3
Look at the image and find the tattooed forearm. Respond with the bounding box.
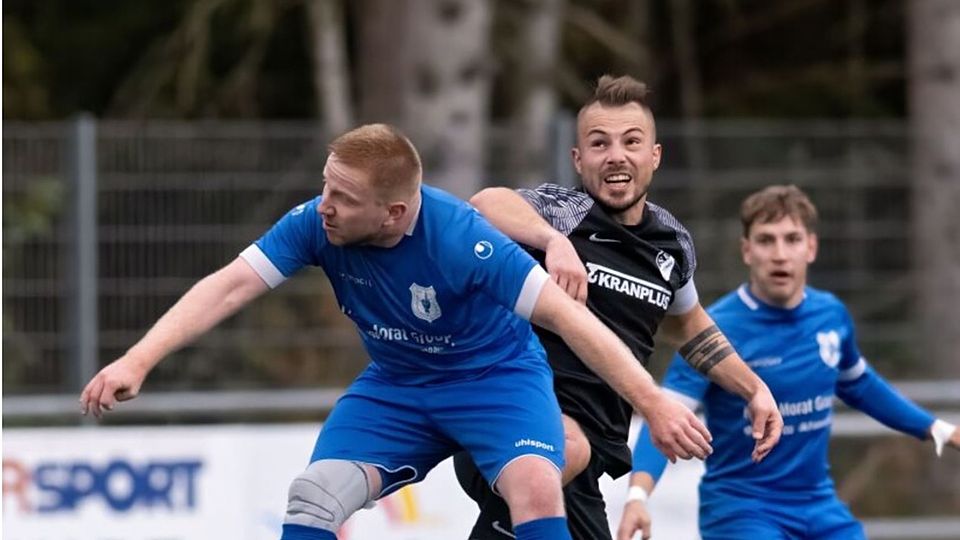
[679,325,735,374]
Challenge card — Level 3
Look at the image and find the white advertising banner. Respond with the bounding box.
[3,423,702,540]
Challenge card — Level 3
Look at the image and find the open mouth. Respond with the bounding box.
[770,270,791,280]
[604,172,632,184]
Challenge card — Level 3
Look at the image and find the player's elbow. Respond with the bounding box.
[469,187,509,214]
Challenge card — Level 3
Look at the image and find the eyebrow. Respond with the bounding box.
[586,127,646,137]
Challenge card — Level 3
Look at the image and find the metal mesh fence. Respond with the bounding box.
[2,118,920,395]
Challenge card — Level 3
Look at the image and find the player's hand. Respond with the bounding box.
[931,419,960,456]
[544,234,587,304]
[643,391,712,462]
[745,382,783,462]
[617,499,652,540]
[949,426,960,451]
[79,356,149,418]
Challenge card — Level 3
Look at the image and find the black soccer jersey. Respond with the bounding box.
[518,183,699,478]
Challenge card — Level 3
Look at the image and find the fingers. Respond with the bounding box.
[676,412,712,460]
[751,413,783,462]
[574,280,588,304]
[616,506,647,540]
[617,504,652,540]
[80,376,105,417]
[79,369,134,419]
[656,427,711,462]
[552,270,587,302]
[679,425,712,460]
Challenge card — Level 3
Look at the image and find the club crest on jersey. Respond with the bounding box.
[409,283,442,323]
[655,251,675,281]
[817,330,841,368]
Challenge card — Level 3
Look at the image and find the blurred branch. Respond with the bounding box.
[215,0,278,116]
[108,0,228,117]
[564,3,651,71]
[703,0,833,48]
[305,0,354,135]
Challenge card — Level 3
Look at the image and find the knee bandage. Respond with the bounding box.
[284,460,373,532]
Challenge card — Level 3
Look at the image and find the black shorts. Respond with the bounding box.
[453,449,612,540]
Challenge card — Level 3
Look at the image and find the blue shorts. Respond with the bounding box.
[699,485,865,540]
[311,356,565,497]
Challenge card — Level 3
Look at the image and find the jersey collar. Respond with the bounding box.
[404,193,422,236]
[737,283,808,314]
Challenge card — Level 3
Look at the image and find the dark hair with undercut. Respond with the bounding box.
[740,184,818,237]
[579,75,653,113]
[577,75,656,138]
[328,123,422,201]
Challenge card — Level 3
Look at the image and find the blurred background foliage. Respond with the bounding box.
[3,0,959,519]
[3,0,909,121]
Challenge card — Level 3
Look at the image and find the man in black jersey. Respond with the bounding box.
[454,75,783,540]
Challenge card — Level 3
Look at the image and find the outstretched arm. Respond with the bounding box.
[660,305,782,462]
[838,365,959,456]
[80,257,269,417]
[619,361,705,540]
[617,468,657,540]
[471,187,587,303]
[530,279,713,462]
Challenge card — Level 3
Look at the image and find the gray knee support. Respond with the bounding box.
[284,460,373,532]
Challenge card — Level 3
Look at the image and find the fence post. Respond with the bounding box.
[68,113,98,420]
[550,111,577,186]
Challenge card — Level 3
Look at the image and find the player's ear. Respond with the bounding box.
[571,147,582,175]
[385,201,407,226]
[740,235,752,266]
[806,232,818,264]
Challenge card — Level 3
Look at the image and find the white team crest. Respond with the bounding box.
[655,251,675,281]
[817,330,841,368]
[409,283,442,323]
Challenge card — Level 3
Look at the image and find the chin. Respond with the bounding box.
[324,232,346,246]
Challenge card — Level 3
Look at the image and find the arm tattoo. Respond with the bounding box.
[679,325,735,375]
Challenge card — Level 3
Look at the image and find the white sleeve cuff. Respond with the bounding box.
[514,265,550,320]
[239,244,287,289]
[932,419,957,458]
[667,279,699,315]
[838,357,867,382]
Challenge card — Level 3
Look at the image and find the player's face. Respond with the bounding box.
[317,153,391,246]
[572,103,662,225]
[741,217,818,308]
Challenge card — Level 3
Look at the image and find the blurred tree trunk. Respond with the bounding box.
[669,0,713,270]
[908,0,960,376]
[355,0,493,198]
[502,0,564,186]
[626,0,655,80]
[306,0,354,137]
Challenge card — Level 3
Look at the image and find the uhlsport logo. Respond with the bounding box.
[656,250,675,281]
[514,439,556,452]
[409,283,442,323]
[474,240,494,260]
[817,330,841,368]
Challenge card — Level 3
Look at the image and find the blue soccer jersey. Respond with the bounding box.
[633,284,936,500]
[239,185,550,385]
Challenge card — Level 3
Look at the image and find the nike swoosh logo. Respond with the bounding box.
[491,521,517,538]
[589,232,621,243]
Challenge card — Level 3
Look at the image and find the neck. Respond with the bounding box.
[610,196,647,225]
[370,191,421,248]
[748,282,805,309]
